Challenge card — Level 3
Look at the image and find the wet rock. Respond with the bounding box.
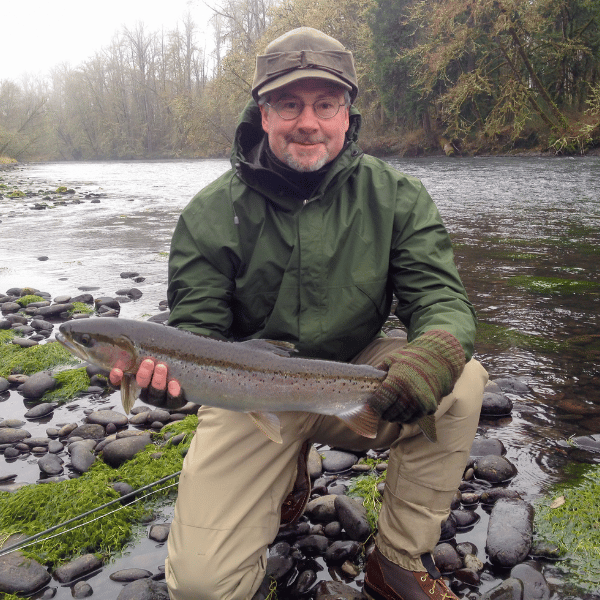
[569,433,600,453]
[116,578,170,600]
[0,419,26,428]
[145,409,171,424]
[439,513,457,541]
[102,434,152,467]
[294,534,329,555]
[0,302,21,314]
[433,543,463,573]
[19,372,58,399]
[25,402,59,419]
[480,488,522,506]
[47,439,64,453]
[452,508,480,530]
[308,445,323,478]
[57,423,78,437]
[0,552,51,595]
[481,392,513,417]
[474,455,517,483]
[35,303,74,318]
[3,447,20,458]
[470,437,505,457]
[453,568,480,586]
[493,378,531,394]
[334,495,372,541]
[87,409,129,428]
[110,568,153,582]
[324,540,361,564]
[38,453,64,475]
[53,554,103,583]
[0,427,31,444]
[68,423,106,440]
[510,561,550,600]
[149,523,171,543]
[30,318,54,331]
[305,495,338,522]
[314,580,364,599]
[321,450,358,473]
[70,444,96,473]
[486,498,534,568]
[479,577,524,600]
[291,569,317,595]
[112,481,135,499]
[72,580,93,597]
[266,554,295,583]
[0,377,9,392]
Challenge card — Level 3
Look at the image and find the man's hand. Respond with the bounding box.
[109,359,185,409]
[370,330,466,424]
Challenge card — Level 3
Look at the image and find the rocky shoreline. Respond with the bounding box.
[0,285,592,600]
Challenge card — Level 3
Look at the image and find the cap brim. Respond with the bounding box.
[257,69,352,98]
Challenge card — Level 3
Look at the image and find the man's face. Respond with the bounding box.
[259,79,350,172]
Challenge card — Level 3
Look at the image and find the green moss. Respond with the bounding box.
[42,367,91,403]
[7,190,25,198]
[475,322,562,354]
[15,295,45,307]
[347,472,386,530]
[0,416,198,567]
[56,186,68,194]
[69,302,94,315]
[534,463,600,590]
[0,330,17,345]
[507,275,600,295]
[0,340,78,378]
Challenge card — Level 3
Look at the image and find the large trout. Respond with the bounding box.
[56,318,436,443]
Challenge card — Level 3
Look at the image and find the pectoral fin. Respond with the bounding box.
[120,374,140,415]
[336,403,380,439]
[249,411,283,444]
[417,414,437,443]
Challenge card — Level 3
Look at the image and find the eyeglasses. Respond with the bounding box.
[266,97,347,120]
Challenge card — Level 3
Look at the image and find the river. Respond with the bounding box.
[1,156,600,597]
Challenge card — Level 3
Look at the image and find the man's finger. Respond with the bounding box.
[167,378,182,398]
[151,363,169,392]
[109,368,123,386]
[136,358,156,388]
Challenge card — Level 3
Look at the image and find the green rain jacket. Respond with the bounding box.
[167,102,476,363]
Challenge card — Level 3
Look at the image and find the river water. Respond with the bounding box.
[1,156,600,596]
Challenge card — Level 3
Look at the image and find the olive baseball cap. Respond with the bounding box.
[252,27,358,103]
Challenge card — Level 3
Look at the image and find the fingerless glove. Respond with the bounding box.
[371,330,466,423]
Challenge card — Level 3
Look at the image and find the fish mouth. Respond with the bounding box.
[55,332,87,361]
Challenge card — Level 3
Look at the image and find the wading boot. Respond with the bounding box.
[364,546,460,600]
[280,441,311,526]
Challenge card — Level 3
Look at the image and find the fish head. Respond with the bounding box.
[56,319,138,373]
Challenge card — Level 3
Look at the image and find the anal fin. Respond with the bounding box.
[249,411,283,444]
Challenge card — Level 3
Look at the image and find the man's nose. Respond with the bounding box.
[295,103,319,129]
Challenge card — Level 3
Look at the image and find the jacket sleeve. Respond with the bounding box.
[167,203,238,340]
[390,178,477,361]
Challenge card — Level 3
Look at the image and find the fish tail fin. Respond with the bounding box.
[249,411,283,444]
[120,374,139,414]
[336,403,380,439]
[417,414,437,443]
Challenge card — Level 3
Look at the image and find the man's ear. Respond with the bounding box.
[259,104,270,134]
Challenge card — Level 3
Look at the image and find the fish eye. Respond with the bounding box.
[78,334,93,347]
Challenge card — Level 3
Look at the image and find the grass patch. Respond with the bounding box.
[507,275,600,295]
[0,416,198,567]
[346,471,386,531]
[534,463,600,590]
[0,340,78,379]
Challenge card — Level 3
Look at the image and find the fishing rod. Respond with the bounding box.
[0,470,181,558]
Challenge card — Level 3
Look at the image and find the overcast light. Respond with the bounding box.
[1,0,215,82]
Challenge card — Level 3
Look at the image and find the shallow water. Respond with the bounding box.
[1,156,600,596]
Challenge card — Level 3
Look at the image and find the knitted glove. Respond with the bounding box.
[371,330,466,423]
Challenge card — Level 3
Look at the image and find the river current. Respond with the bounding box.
[1,156,600,596]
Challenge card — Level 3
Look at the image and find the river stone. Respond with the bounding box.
[54,554,103,583]
[480,488,522,506]
[24,436,50,448]
[48,439,64,453]
[320,450,358,473]
[35,303,74,317]
[334,495,372,541]
[510,561,550,600]
[87,409,129,428]
[324,540,361,564]
[0,302,20,314]
[30,318,54,331]
[38,453,64,475]
[116,578,170,600]
[0,319,11,329]
[70,444,96,473]
[0,428,31,444]
[294,534,329,555]
[314,580,364,600]
[305,495,338,522]
[146,409,171,424]
[24,402,59,419]
[12,337,38,347]
[493,377,531,394]
[68,423,106,439]
[0,419,26,428]
[433,542,463,573]
[149,523,171,543]
[266,555,295,583]
[481,392,513,417]
[3,447,20,458]
[19,373,58,400]
[486,498,534,568]
[57,423,78,437]
[0,553,51,594]
[72,580,93,598]
[452,508,480,530]
[474,455,517,483]
[471,437,505,458]
[479,577,523,600]
[292,569,317,596]
[0,377,9,392]
[110,568,153,582]
[102,434,152,467]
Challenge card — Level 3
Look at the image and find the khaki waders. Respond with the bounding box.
[165,337,488,600]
